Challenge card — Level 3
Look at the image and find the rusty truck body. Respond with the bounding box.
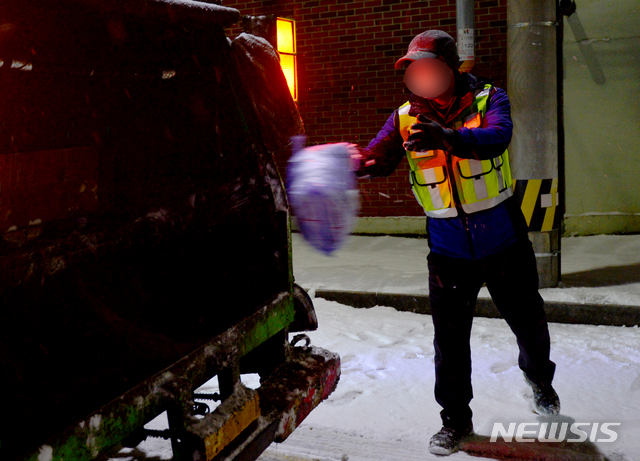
[0,1,339,459]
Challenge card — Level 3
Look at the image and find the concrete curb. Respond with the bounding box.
[313,289,640,327]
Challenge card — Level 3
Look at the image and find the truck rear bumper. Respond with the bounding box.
[186,346,341,461]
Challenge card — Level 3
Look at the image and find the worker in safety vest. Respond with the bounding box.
[356,30,560,456]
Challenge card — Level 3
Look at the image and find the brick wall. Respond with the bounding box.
[224,0,507,217]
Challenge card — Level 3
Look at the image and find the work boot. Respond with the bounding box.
[428,423,473,456]
[524,373,560,415]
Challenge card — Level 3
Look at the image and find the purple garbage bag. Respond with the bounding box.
[287,139,360,255]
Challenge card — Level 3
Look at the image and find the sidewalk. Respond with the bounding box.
[292,232,640,326]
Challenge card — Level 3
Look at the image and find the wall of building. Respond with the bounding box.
[562,0,640,235]
[225,0,640,236]
[224,0,508,220]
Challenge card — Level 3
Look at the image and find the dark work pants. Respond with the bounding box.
[427,237,556,429]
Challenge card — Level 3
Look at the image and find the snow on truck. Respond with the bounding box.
[0,1,339,460]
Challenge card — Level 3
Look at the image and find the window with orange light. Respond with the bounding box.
[276,17,297,101]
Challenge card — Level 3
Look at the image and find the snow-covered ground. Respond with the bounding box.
[108,233,640,461]
[292,233,640,306]
[258,299,640,461]
[115,299,640,461]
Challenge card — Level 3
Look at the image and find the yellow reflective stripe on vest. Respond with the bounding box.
[410,165,451,210]
[456,158,493,201]
[461,187,514,214]
[398,84,514,217]
[399,102,453,215]
[400,101,454,214]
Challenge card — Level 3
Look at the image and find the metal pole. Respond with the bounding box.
[456,0,475,72]
[507,0,563,288]
[556,2,566,286]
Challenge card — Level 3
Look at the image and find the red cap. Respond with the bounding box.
[395,30,460,70]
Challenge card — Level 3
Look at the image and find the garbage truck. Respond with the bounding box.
[0,1,340,459]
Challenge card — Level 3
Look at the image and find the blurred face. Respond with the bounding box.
[404,58,453,99]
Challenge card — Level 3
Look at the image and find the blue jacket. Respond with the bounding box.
[359,73,527,260]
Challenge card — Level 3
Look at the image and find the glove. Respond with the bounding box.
[403,114,459,152]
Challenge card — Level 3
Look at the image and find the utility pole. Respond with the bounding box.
[456,0,475,73]
[507,0,564,288]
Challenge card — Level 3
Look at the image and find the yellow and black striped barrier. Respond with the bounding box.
[513,178,561,232]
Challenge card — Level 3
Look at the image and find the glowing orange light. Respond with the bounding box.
[279,54,297,101]
[277,18,295,54]
[276,17,297,101]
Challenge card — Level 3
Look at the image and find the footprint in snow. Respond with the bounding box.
[357,330,397,347]
[326,389,363,406]
[340,353,355,364]
[379,338,409,348]
[365,369,386,380]
[490,361,516,374]
[404,352,427,359]
[343,332,362,341]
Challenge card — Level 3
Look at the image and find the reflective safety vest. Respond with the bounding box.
[398,84,513,218]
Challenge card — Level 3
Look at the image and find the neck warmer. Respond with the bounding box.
[408,72,488,127]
